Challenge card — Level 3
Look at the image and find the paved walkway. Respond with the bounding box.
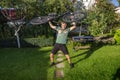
[54,51,64,78]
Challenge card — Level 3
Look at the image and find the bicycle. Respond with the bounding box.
[29,5,86,25]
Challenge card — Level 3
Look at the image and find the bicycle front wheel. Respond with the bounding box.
[30,16,54,25]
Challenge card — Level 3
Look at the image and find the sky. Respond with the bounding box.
[111,0,119,6]
[77,0,119,6]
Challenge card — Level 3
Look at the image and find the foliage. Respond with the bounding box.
[114,29,120,44]
[117,0,120,6]
[0,36,54,48]
[84,0,118,36]
[0,0,73,39]
[24,36,54,47]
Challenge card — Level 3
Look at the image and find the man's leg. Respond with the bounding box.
[50,53,55,66]
[65,54,74,68]
[60,45,74,68]
[65,54,71,64]
[50,44,59,66]
[50,53,54,63]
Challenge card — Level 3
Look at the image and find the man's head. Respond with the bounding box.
[61,21,67,29]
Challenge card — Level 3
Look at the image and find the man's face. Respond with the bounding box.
[61,22,67,29]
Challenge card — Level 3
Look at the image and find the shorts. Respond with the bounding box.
[51,43,69,55]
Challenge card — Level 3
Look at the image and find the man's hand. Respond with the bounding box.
[70,22,76,31]
[47,17,50,21]
[71,22,76,26]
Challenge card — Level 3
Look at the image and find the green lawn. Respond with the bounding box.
[0,47,55,80]
[0,44,120,80]
[63,44,120,80]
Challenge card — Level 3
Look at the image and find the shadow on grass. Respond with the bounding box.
[72,42,104,65]
[0,48,51,80]
[112,67,120,80]
[55,42,104,65]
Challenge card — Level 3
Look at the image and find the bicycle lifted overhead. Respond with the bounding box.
[29,5,86,25]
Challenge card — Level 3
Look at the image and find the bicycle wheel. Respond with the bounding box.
[30,13,57,25]
[62,11,86,23]
[30,16,47,25]
[30,16,54,25]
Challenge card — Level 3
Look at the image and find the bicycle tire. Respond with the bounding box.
[62,11,86,23]
[30,16,54,25]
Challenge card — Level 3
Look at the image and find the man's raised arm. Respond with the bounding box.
[48,21,56,30]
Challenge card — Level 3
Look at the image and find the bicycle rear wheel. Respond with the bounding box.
[62,11,86,23]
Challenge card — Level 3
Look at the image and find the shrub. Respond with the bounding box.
[24,37,54,47]
[114,29,120,45]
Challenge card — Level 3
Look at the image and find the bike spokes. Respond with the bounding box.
[30,17,45,25]
[30,16,48,25]
[30,13,56,25]
[62,11,86,23]
[30,11,86,25]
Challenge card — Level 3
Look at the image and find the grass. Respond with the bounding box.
[63,44,120,80]
[0,47,55,80]
[0,43,120,80]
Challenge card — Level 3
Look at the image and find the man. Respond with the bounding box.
[48,20,76,68]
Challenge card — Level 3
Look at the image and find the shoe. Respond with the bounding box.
[70,63,74,68]
[50,62,55,67]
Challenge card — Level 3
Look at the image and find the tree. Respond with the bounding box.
[117,0,120,6]
[84,0,118,36]
[0,0,73,38]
